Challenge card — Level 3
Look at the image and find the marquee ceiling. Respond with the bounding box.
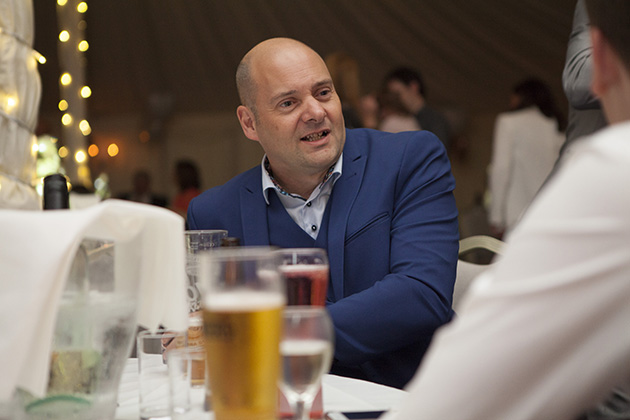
[33,0,577,125]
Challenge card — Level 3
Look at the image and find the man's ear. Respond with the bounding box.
[591,27,621,99]
[236,105,259,142]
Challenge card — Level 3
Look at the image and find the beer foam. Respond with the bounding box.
[204,290,285,311]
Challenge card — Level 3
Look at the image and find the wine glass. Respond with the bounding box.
[280,306,335,420]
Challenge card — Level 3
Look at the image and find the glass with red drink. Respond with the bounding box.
[275,248,329,307]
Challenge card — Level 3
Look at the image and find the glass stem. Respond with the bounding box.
[294,397,312,420]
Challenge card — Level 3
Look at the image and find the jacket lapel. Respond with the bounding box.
[239,172,270,246]
[327,134,366,300]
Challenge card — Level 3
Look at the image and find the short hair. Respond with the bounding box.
[384,66,426,97]
[585,0,630,69]
[235,58,257,114]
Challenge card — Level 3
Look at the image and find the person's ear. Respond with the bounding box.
[236,105,260,142]
[591,27,621,99]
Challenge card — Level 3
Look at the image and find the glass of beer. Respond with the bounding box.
[275,248,329,306]
[199,247,285,420]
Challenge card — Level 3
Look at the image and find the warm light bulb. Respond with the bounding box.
[58,100,68,111]
[75,150,87,163]
[60,73,72,86]
[88,144,99,157]
[77,2,88,13]
[62,113,73,126]
[107,143,119,157]
[57,0,68,5]
[59,30,70,42]
[80,86,92,98]
[58,146,69,158]
[79,120,92,135]
[6,96,17,112]
[78,40,89,52]
[36,53,47,64]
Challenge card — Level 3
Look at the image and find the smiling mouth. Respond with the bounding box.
[301,130,330,142]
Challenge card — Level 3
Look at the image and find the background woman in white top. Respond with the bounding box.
[488,78,566,238]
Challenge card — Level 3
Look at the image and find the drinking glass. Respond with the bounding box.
[276,248,329,306]
[199,247,285,420]
[184,230,227,313]
[280,306,335,420]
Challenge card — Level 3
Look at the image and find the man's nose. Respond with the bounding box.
[301,97,326,123]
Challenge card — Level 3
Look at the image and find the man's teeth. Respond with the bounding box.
[302,131,328,141]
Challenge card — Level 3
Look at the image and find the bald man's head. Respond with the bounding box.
[235,38,320,116]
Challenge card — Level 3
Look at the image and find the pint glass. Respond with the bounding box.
[200,247,285,420]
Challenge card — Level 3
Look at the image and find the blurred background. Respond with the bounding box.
[23,0,575,232]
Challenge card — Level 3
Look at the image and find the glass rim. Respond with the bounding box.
[184,229,228,235]
[203,245,280,261]
[273,247,327,255]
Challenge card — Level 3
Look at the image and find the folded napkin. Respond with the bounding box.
[0,199,189,401]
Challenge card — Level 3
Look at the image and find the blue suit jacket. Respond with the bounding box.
[188,128,459,388]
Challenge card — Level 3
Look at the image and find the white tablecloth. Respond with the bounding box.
[116,359,407,419]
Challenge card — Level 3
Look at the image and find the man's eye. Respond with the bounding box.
[279,100,293,108]
[319,89,332,97]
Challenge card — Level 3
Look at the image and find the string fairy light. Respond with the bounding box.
[56,0,98,187]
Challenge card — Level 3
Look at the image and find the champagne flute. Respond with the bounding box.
[280,306,335,420]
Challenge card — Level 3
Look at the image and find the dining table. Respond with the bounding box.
[115,358,407,420]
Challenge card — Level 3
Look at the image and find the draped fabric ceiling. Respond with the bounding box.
[34,0,577,124]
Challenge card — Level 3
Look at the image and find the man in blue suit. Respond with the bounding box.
[187,37,459,389]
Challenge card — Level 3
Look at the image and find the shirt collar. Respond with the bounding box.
[261,154,343,205]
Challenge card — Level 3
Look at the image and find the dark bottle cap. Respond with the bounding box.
[43,174,70,210]
[221,237,240,247]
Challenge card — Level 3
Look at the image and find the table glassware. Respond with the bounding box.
[14,239,140,420]
[276,248,329,306]
[200,246,285,420]
[137,330,187,420]
[168,347,210,420]
[184,230,228,313]
[280,306,334,420]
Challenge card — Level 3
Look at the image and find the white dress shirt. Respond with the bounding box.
[384,122,630,420]
[488,107,564,232]
[261,155,343,239]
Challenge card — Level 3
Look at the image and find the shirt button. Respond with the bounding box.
[311,225,317,231]
[306,202,312,207]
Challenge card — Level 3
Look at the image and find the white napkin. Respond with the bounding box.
[0,199,189,401]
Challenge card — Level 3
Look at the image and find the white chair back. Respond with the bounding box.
[454,235,505,311]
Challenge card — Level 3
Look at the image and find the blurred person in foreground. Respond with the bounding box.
[383,1,630,418]
[187,37,459,389]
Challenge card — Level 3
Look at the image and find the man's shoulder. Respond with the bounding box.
[345,127,445,154]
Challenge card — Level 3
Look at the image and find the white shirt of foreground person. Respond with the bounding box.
[382,122,630,420]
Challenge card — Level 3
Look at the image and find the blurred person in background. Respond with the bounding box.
[383,66,452,148]
[172,159,201,218]
[117,170,168,207]
[324,51,365,129]
[487,78,566,239]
